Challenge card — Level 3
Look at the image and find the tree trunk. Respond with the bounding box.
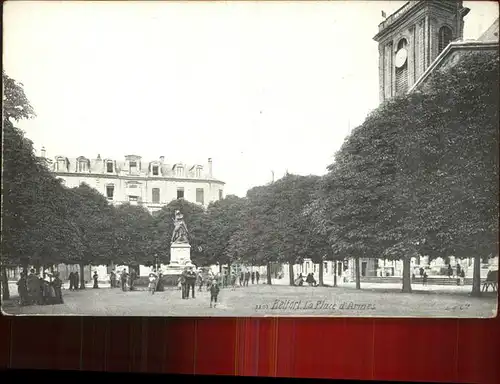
[266,262,272,285]
[354,256,361,290]
[333,260,338,287]
[288,263,295,286]
[79,263,86,289]
[471,254,482,297]
[1,265,10,301]
[402,256,412,293]
[219,263,222,274]
[318,260,324,286]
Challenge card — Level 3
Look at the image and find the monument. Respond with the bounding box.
[163,210,194,275]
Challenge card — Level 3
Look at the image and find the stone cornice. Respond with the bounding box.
[54,171,226,185]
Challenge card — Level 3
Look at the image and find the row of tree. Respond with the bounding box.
[2,51,498,299]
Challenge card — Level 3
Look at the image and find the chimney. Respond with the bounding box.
[97,154,101,160]
[160,156,165,162]
[41,147,46,158]
[208,158,213,178]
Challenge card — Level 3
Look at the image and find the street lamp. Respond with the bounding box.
[154,254,159,272]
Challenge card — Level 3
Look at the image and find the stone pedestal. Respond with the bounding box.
[163,243,193,276]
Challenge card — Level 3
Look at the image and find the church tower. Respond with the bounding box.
[373,1,470,103]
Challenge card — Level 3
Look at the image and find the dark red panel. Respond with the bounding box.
[373,319,459,382]
[163,318,196,374]
[456,317,500,384]
[143,318,166,373]
[235,318,260,376]
[275,318,295,377]
[106,318,132,372]
[256,318,278,376]
[0,316,12,368]
[50,317,82,370]
[195,318,237,375]
[10,317,60,369]
[81,317,107,371]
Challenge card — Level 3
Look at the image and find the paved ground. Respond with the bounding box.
[2,281,497,318]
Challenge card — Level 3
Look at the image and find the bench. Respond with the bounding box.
[482,270,498,292]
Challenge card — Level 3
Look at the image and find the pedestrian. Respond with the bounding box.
[251,271,255,284]
[245,271,250,287]
[120,269,128,291]
[109,271,116,288]
[180,270,187,299]
[240,271,244,286]
[256,271,260,284]
[148,273,157,295]
[93,272,99,288]
[460,269,465,286]
[130,268,137,291]
[74,271,80,290]
[68,272,75,291]
[16,272,28,306]
[52,272,64,304]
[423,271,428,286]
[197,272,203,292]
[187,267,196,298]
[210,280,220,308]
[27,269,42,305]
[156,272,164,292]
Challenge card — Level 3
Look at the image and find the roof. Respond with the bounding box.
[409,40,499,93]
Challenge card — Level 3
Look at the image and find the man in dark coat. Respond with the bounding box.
[27,269,42,305]
[68,272,75,291]
[74,271,80,290]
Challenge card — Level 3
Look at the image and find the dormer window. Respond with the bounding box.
[129,161,137,174]
[106,161,114,173]
[56,157,68,172]
[77,157,90,173]
[195,166,203,178]
[152,165,159,176]
[175,165,184,177]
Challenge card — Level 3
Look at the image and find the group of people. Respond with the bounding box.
[108,269,142,291]
[294,273,318,286]
[16,269,64,306]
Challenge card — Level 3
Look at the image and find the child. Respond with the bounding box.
[210,280,220,308]
[148,273,157,295]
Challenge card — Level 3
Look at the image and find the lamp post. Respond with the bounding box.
[154,254,159,272]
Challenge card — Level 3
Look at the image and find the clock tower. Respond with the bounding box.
[373,1,470,103]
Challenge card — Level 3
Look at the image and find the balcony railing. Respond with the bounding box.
[378,1,420,32]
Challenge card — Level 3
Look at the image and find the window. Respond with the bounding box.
[196,188,204,205]
[106,162,113,173]
[152,165,159,176]
[176,166,184,177]
[129,161,137,173]
[195,167,202,178]
[177,188,184,199]
[57,158,67,172]
[78,161,87,172]
[129,196,138,202]
[106,185,114,200]
[438,26,453,53]
[219,189,223,200]
[324,262,328,273]
[152,188,160,204]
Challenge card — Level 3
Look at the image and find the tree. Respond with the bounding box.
[152,199,208,267]
[113,204,155,272]
[317,51,498,294]
[64,183,116,288]
[204,195,247,269]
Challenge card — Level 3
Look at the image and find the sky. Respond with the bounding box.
[3,1,498,197]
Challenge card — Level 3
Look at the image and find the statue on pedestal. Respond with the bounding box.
[171,210,189,244]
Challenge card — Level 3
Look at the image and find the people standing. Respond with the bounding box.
[130,268,137,291]
[197,272,203,292]
[148,273,157,295]
[180,269,187,299]
[27,269,41,305]
[74,271,80,290]
[16,272,28,306]
[52,272,64,304]
[240,271,244,286]
[110,271,116,288]
[68,272,75,291]
[93,272,99,289]
[156,272,164,292]
[210,280,220,308]
[256,271,260,284]
[120,269,128,291]
[251,271,255,284]
[186,267,196,299]
[244,271,250,287]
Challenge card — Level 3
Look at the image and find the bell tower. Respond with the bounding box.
[373,1,470,103]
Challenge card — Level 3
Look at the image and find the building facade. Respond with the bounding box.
[47,152,225,213]
[374,0,470,102]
